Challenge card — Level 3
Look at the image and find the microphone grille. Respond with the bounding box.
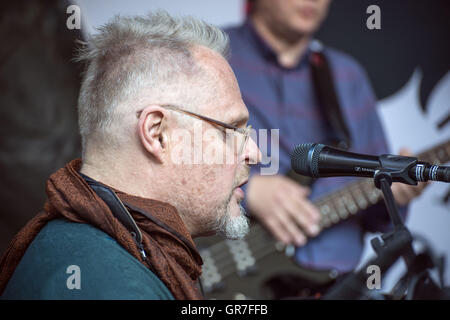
[310,144,324,177]
[291,143,324,177]
[291,143,315,176]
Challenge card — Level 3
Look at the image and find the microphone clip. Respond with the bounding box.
[377,154,418,186]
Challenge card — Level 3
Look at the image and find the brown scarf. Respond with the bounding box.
[0,159,203,299]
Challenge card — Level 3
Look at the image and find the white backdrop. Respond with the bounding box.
[74,0,244,38]
[73,0,450,292]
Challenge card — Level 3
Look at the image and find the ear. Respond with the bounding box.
[137,105,169,163]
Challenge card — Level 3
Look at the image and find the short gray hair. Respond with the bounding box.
[76,10,230,151]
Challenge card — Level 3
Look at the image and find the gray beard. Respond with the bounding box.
[214,193,249,240]
[168,175,249,239]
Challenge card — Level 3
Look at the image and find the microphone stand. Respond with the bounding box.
[372,171,416,268]
[324,169,447,299]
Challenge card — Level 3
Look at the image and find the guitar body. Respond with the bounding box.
[195,224,336,300]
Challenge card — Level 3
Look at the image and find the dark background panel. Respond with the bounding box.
[315,0,450,111]
[0,1,82,253]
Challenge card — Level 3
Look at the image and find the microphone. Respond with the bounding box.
[291,143,450,184]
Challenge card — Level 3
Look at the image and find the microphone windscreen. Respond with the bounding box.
[291,143,324,177]
[291,143,314,176]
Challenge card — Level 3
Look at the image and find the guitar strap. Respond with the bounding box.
[287,41,352,186]
[309,40,351,150]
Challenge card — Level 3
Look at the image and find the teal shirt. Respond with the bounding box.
[1,219,174,300]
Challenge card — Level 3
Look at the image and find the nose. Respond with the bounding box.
[244,134,262,166]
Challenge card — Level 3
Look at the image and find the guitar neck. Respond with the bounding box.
[316,139,450,228]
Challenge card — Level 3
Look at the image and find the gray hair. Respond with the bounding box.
[76,10,230,151]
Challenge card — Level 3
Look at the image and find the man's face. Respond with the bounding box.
[166,47,260,239]
[255,0,332,39]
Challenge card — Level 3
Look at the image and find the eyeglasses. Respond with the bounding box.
[136,104,252,157]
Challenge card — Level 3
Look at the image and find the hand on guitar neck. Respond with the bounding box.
[246,148,431,247]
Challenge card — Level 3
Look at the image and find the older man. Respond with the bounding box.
[0,11,260,300]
